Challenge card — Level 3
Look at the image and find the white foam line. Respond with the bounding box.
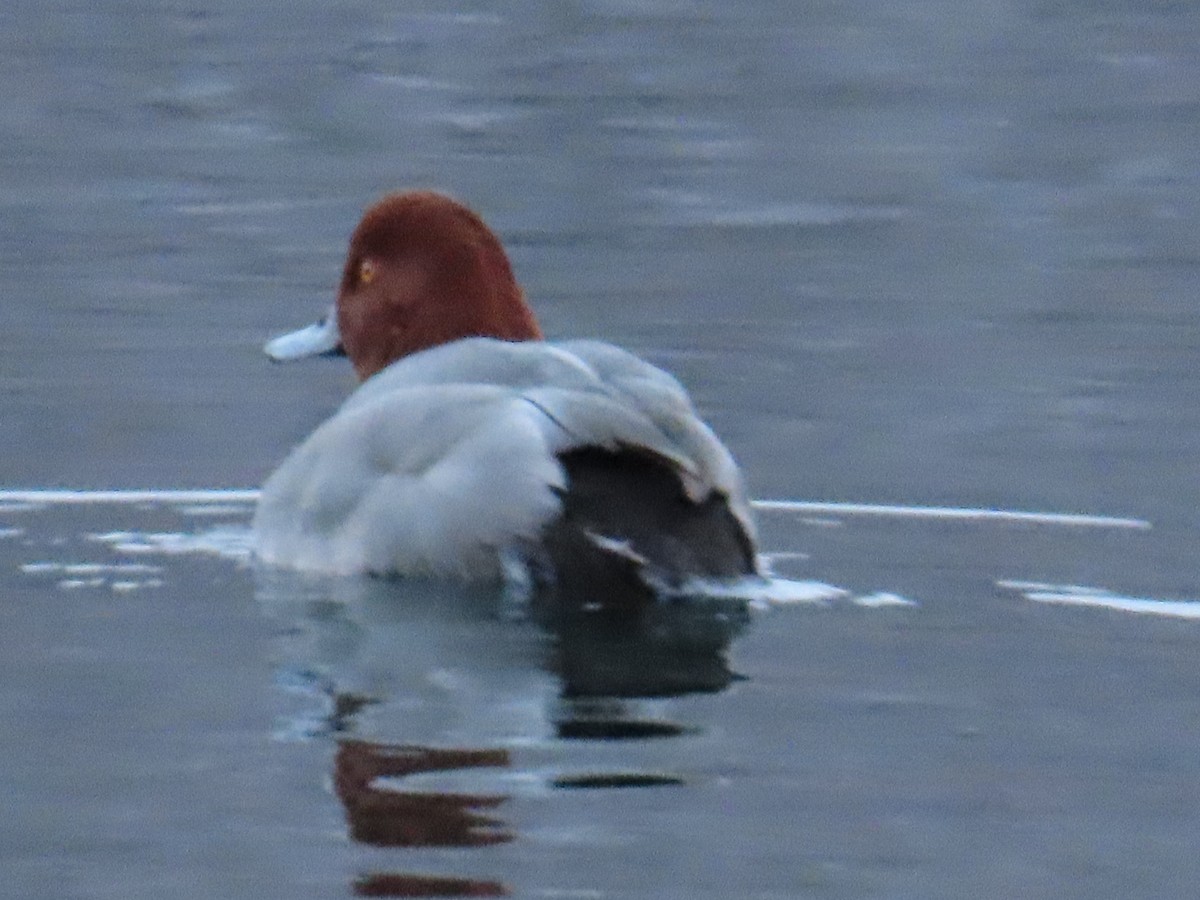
[0,489,1152,531]
[753,500,1150,530]
[996,579,1111,596]
[1025,591,1200,619]
[0,489,260,505]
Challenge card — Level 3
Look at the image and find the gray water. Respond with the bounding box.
[3,1,1200,897]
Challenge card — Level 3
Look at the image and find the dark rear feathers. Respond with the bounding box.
[535,447,757,612]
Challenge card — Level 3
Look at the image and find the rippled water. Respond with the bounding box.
[3,1,1200,897]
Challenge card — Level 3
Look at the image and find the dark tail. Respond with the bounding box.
[535,446,757,615]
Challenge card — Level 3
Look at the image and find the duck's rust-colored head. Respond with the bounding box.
[265,191,542,380]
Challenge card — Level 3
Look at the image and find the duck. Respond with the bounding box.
[254,190,760,609]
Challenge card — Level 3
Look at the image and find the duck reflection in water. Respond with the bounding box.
[256,570,752,897]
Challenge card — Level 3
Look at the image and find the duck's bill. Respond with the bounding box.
[263,309,345,361]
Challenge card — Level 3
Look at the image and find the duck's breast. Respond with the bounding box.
[253,383,562,577]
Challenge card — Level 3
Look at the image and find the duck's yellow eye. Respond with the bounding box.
[359,259,376,285]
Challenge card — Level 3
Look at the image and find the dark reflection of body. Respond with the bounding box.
[255,569,751,897]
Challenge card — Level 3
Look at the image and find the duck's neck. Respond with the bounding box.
[469,236,543,343]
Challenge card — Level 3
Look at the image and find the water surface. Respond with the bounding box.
[3,1,1200,897]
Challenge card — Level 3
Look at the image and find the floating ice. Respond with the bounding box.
[853,592,918,608]
[86,526,253,561]
[998,580,1200,620]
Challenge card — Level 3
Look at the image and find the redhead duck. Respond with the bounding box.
[254,191,759,606]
